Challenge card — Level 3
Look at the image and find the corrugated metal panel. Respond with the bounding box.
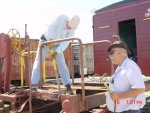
[83,45,94,74]
[72,44,95,75]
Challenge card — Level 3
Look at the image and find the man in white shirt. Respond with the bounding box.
[106,41,146,113]
[31,15,80,95]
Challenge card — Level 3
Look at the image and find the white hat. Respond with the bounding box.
[68,15,80,29]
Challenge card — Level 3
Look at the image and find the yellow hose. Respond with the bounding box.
[43,61,46,82]
[50,50,61,90]
[20,50,46,86]
[20,49,61,88]
[21,50,26,86]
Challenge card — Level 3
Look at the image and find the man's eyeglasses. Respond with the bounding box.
[109,50,118,55]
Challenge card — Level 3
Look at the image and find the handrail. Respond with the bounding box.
[71,40,113,77]
[72,40,111,46]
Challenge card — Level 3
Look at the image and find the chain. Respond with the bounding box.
[88,73,109,83]
[99,73,109,83]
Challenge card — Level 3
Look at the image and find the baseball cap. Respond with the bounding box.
[68,15,80,29]
[107,41,131,54]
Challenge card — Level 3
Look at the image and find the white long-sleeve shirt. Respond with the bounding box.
[43,15,74,54]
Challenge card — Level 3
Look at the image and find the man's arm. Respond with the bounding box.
[54,41,70,54]
[110,88,145,101]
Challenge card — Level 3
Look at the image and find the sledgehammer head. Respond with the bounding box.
[61,94,80,113]
[62,99,73,113]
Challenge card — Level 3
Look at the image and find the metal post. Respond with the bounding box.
[0,57,5,72]
[25,24,32,113]
[0,57,5,93]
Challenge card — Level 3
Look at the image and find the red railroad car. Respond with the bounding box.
[93,0,150,75]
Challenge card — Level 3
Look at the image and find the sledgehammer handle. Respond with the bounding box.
[104,82,112,94]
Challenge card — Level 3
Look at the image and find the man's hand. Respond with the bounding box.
[51,51,58,60]
[110,92,120,101]
[47,43,54,49]
[40,40,54,49]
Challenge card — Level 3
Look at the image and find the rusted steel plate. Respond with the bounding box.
[28,89,66,101]
[0,93,26,102]
[85,93,106,110]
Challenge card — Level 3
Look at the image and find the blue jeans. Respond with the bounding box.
[31,41,71,88]
[120,110,141,113]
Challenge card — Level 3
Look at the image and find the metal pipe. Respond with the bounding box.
[82,40,111,46]
[72,40,111,46]
[25,24,32,113]
[70,45,74,85]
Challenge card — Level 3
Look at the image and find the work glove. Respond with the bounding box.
[47,43,54,49]
[39,40,54,49]
[50,51,58,60]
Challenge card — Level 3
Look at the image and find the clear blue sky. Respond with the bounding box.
[0,0,123,43]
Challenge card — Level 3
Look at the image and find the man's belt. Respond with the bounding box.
[40,35,47,41]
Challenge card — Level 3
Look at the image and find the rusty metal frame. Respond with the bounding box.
[39,37,85,108]
[0,37,113,112]
[59,39,113,112]
[67,40,113,112]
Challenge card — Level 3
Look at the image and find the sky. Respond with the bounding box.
[0,0,123,43]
